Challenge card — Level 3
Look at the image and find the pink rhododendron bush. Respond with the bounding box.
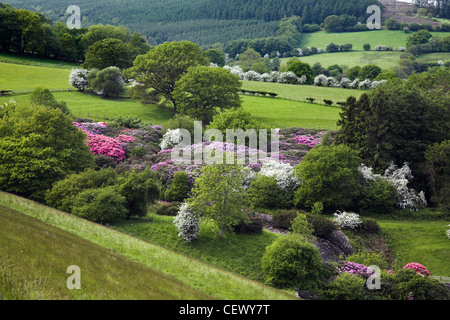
[403,263,431,277]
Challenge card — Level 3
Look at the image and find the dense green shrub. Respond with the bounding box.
[233,216,263,234]
[387,269,450,300]
[94,154,117,169]
[110,116,143,129]
[72,186,127,223]
[319,272,366,300]
[248,176,283,209]
[261,235,325,289]
[118,169,160,219]
[358,177,397,214]
[306,214,337,238]
[346,251,387,270]
[356,218,380,234]
[156,202,182,216]
[168,171,191,202]
[272,209,298,229]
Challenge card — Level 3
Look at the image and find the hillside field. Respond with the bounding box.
[0,191,296,300]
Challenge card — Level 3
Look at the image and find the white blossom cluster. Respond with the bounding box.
[358,162,427,211]
[223,66,307,85]
[259,159,300,190]
[314,75,386,89]
[446,228,450,239]
[160,128,185,150]
[242,167,257,190]
[333,210,363,230]
[69,68,89,91]
[173,203,200,242]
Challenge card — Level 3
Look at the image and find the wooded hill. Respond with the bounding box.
[5,0,381,45]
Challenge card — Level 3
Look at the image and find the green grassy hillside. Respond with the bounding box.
[0,204,213,300]
[299,30,450,51]
[0,191,296,300]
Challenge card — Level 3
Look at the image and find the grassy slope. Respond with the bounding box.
[299,30,450,51]
[0,205,212,300]
[242,95,341,129]
[0,62,72,91]
[378,220,450,277]
[0,52,79,69]
[0,192,295,300]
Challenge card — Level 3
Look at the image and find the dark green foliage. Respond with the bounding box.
[248,176,283,209]
[356,218,380,234]
[306,214,337,238]
[0,103,94,201]
[294,145,362,210]
[118,169,160,219]
[72,186,127,223]
[125,41,208,110]
[88,67,125,98]
[287,61,314,84]
[168,171,191,202]
[363,43,371,51]
[425,140,450,208]
[346,66,362,80]
[336,69,450,194]
[204,48,225,67]
[358,177,397,214]
[261,235,326,289]
[319,272,366,300]
[83,38,133,70]
[233,216,264,234]
[29,87,71,115]
[94,154,117,169]
[110,116,142,129]
[45,168,119,213]
[156,202,182,216]
[174,66,242,123]
[358,64,382,80]
[272,209,298,229]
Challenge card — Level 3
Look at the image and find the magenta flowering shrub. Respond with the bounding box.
[403,263,430,277]
[85,133,126,163]
[73,121,108,135]
[338,261,375,278]
[116,134,137,143]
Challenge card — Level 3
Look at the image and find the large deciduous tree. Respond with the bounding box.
[124,41,208,111]
[189,164,248,237]
[173,66,242,124]
[83,38,133,70]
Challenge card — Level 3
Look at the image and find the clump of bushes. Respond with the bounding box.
[233,215,264,234]
[272,209,298,229]
[261,235,328,289]
[248,176,283,209]
[156,202,182,216]
[306,214,337,238]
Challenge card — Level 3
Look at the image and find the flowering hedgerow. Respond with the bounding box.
[403,263,430,277]
[338,261,375,278]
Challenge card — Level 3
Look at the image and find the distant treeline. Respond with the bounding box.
[0,3,150,62]
[4,0,381,45]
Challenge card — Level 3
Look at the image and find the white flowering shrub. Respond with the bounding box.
[296,48,303,56]
[359,162,427,211]
[268,71,280,83]
[349,78,360,89]
[333,211,362,230]
[324,76,338,87]
[160,128,184,150]
[224,65,244,80]
[69,68,89,91]
[259,159,299,190]
[447,229,450,239]
[371,80,386,88]
[243,70,262,81]
[278,71,299,84]
[260,73,271,82]
[339,77,352,88]
[297,75,307,85]
[314,75,327,86]
[359,79,372,89]
[173,203,200,242]
[437,60,444,66]
[374,45,387,51]
[242,167,257,190]
[397,46,406,51]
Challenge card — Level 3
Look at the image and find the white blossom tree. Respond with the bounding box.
[69,68,89,91]
[173,203,200,242]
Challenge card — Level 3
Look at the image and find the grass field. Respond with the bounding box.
[0,191,296,300]
[299,30,450,51]
[0,52,79,69]
[0,62,71,91]
[241,80,366,102]
[242,95,341,129]
[283,51,404,70]
[378,220,450,277]
[0,205,212,300]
